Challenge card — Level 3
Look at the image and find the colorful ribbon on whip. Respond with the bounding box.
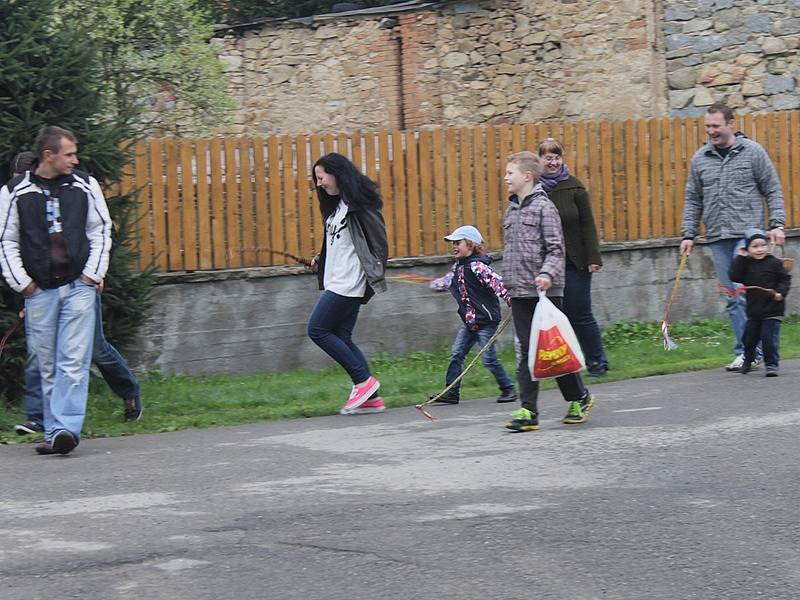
[661,252,689,351]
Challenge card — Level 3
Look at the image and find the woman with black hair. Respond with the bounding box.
[308,153,389,415]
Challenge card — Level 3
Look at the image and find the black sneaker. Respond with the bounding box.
[36,430,78,455]
[124,398,143,422]
[14,421,44,435]
[497,388,517,403]
[505,407,540,431]
[739,361,753,374]
[765,366,779,377]
[430,390,460,404]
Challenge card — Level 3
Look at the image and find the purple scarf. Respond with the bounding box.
[539,163,570,192]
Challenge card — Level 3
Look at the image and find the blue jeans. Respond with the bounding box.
[445,323,514,394]
[563,261,608,371]
[308,290,371,384]
[24,281,97,442]
[709,238,760,359]
[23,294,140,426]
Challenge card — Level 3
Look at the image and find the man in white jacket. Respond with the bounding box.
[0,126,111,455]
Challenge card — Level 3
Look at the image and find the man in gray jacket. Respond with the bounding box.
[680,103,785,372]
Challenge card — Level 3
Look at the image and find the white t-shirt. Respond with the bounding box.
[324,200,367,297]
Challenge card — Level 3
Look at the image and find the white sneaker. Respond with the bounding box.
[726,355,762,371]
[725,355,744,371]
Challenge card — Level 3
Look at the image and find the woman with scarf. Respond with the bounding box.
[537,138,608,377]
[308,153,389,415]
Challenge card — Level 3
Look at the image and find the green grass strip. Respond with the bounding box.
[2,315,799,444]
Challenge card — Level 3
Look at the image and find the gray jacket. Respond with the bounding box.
[316,204,387,304]
[502,184,565,298]
[681,136,785,242]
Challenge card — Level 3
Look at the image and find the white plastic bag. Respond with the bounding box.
[527,291,586,380]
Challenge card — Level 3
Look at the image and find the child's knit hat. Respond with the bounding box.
[744,228,768,248]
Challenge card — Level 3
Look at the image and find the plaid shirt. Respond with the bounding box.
[682,136,785,241]
[502,184,565,298]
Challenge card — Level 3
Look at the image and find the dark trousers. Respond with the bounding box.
[564,261,608,371]
[511,296,587,415]
[743,318,781,368]
[307,290,371,384]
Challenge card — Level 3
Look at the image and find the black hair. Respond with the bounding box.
[10,151,36,175]
[312,152,382,218]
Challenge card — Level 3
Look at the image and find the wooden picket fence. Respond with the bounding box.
[119,112,800,272]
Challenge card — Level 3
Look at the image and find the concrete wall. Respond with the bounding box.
[128,235,800,375]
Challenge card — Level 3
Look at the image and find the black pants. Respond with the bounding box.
[743,318,781,368]
[511,296,587,415]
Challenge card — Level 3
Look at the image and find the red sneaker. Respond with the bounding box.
[341,376,380,413]
[340,397,386,415]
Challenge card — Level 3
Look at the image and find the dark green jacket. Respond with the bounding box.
[545,175,602,271]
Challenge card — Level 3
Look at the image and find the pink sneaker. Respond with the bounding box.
[340,397,386,415]
[341,376,380,413]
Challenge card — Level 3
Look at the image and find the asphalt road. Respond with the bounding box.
[2,361,800,600]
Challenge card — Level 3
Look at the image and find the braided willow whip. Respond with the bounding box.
[661,252,689,351]
[416,312,513,420]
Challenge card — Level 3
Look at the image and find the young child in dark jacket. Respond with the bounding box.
[430,225,517,404]
[729,228,791,377]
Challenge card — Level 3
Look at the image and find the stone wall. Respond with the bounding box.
[208,0,668,135]
[665,0,800,116]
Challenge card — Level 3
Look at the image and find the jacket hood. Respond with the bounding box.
[458,253,492,267]
[509,183,548,208]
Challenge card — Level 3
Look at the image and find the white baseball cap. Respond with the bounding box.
[444,225,484,244]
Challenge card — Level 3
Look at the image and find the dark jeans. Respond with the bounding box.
[445,323,515,394]
[564,261,608,371]
[743,318,781,368]
[511,296,587,415]
[308,290,371,384]
[24,294,140,426]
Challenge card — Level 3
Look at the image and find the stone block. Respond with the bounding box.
[665,46,694,59]
[522,31,548,45]
[745,14,772,33]
[314,27,340,39]
[693,86,714,106]
[665,33,692,51]
[735,54,761,67]
[714,7,742,29]
[697,64,720,83]
[693,35,725,53]
[682,19,713,34]
[762,37,787,54]
[772,18,800,36]
[669,89,696,109]
[269,65,294,84]
[764,74,795,94]
[772,93,800,110]
[726,91,745,108]
[521,97,561,121]
[441,52,470,68]
[665,5,696,21]
[668,67,697,89]
[741,81,764,96]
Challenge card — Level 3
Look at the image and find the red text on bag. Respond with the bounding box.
[532,325,583,378]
